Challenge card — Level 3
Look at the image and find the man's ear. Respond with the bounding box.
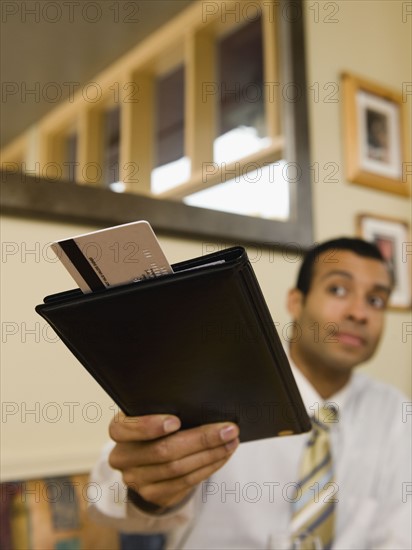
[287,288,304,320]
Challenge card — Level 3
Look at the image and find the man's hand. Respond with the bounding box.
[108,412,240,509]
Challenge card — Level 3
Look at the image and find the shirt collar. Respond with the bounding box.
[287,353,352,418]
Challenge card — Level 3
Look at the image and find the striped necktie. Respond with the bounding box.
[291,404,338,549]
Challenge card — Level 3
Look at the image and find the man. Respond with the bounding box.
[89,238,411,549]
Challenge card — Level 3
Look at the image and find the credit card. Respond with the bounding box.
[51,220,173,293]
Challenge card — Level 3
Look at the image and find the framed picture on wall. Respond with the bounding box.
[357,214,411,310]
[342,73,410,196]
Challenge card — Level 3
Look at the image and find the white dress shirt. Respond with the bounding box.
[89,366,412,549]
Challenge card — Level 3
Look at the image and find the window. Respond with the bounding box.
[215,17,268,163]
[155,66,185,167]
[65,133,78,183]
[183,14,289,220]
[151,66,190,194]
[103,106,120,189]
[5,0,312,246]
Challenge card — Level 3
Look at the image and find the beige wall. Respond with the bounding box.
[303,0,411,392]
[1,0,411,480]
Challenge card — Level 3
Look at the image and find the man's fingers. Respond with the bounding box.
[108,415,241,510]
[132,422,239,465]
[109,418,239,470]
[136,456,235,508]
[109,412,181,443]
[125,437,240,486]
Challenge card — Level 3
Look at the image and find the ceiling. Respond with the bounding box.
[0,0,195,149]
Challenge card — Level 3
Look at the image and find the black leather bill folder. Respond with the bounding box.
[36,246,311,442]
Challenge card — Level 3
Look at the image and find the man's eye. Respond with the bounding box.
[368,295,386,309]
[329,285,347,297]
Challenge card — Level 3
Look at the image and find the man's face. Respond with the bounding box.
[288,250,392,373]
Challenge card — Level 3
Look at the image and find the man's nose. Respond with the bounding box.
[346,295,368,323]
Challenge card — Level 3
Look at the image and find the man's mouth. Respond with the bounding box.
[336,332,366,347]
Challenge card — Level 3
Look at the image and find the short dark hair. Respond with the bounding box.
[296,237,387,295]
